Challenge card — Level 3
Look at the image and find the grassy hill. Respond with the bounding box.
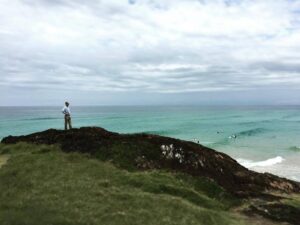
[0,143,246,225]
[1,127,300,225]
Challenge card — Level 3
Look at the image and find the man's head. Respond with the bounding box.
[65,102,69,107]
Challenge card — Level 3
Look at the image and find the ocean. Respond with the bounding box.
[1,105,300,181]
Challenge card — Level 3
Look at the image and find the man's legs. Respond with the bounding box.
[64,115,68,130]
[68,117,72,129]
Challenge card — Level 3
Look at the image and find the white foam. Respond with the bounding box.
[237,156,284,168]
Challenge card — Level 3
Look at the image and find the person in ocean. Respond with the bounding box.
[62,101,72,130]
[228,134,237,139]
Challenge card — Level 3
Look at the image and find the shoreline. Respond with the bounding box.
[238,153,300,182]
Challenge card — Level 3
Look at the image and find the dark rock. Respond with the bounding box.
[246,203,300,225]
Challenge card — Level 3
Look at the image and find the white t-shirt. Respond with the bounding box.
[62,106,71,116]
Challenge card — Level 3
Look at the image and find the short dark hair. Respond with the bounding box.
[65,102,69,106]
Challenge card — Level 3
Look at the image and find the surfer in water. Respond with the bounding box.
[228,134,237,139]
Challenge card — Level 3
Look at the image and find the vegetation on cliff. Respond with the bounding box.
[1,127,300,225]
[0,143,246,225]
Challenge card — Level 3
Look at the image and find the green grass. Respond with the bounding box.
[282,194,300,208]
[0,143,247,225]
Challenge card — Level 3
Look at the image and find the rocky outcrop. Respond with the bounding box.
[2,127,300,199]
[245,203,300,225]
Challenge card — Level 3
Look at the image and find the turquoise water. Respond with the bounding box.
[1,105,300,181]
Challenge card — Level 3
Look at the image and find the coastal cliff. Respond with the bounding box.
[1,127,300,225]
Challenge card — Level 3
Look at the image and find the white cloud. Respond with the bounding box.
[0,0,300,104]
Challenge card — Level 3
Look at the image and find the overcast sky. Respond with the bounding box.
[1,0,300,106]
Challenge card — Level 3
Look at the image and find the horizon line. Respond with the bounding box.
[1,104,300,107]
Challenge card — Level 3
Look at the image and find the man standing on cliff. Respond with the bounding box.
[62,101,72,130]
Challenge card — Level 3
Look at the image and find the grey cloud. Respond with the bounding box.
[249,61,300,73]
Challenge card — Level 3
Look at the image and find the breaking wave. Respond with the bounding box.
[235,128,267,137]
[237,156,284,168]
[238,120,274,126]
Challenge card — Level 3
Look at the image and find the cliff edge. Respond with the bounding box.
[2,127,299,198]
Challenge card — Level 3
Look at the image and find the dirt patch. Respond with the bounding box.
[0,155,9,169]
